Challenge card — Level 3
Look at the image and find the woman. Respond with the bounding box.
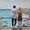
[18,13,22,30]
[17,7,23,30]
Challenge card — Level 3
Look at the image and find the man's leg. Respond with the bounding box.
[12,18,14,30]
[14,19,16,26]
[12,18,14,26]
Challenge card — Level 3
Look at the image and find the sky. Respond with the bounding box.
[0,0,30,9]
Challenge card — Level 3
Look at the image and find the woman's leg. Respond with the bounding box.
[18,21,22,30]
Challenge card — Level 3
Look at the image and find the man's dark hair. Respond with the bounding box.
[13,5,16,8]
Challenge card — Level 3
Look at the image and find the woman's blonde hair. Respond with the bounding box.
[18,7,25,16]
[18,7,24,13]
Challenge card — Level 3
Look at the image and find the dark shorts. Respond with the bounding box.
[12,18,16,26]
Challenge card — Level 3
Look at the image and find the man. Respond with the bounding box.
[11,5,17,30]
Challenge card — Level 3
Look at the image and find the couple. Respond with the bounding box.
[11,5,22,30]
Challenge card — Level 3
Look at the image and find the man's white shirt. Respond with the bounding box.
[11,8,17,19]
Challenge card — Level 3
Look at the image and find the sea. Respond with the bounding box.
[0,9,18,29]
[0,9,30,30]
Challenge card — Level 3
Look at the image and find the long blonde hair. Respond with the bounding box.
[18,7,24,16]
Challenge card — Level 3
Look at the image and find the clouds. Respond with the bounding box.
[0,0,30,9]
[21,0,30,8]
[0,0,9,9]
[0,0,20,9]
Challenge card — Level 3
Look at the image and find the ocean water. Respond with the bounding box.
[0,9,11,16]
[0,9,18,28]
[0,9,30,30]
